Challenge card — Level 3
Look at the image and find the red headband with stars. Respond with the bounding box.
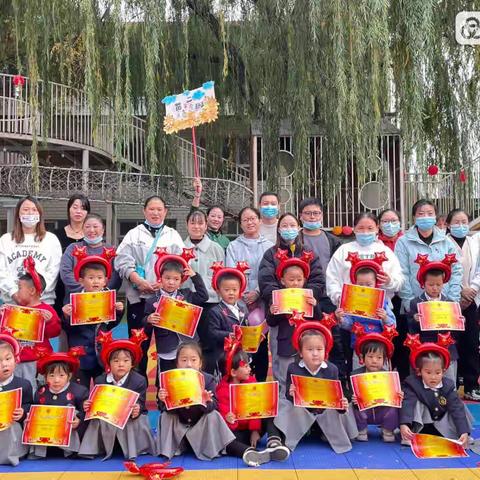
[0,327,21,361]
[404,332,454,370]
[415,253,457,288]
[223,325,247,378]
[352,323,398,359]
[35,345,86,375]
[73,246,116,281]
[275,249,313,280]
[23,256,43,294]
[97,329,148,370]
[154,247,195,283]
[211,261,250,295]
[346,252,387,288]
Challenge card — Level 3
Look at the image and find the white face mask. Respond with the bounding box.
[20,214,40,228]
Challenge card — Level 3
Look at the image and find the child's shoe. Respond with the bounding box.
[382,429,395,443]
[266,437,290,462]
[356,428,368,441]
[242,447,271,467]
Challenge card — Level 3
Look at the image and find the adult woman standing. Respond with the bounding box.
[54,194,91,251]
[377,209,403,251]
[0,196,62,305]
[446,208,480,400]
[115,196,184,376]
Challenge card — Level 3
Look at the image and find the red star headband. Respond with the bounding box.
[404,333,454,370]
[352,323,398,359]
[0,327,21,361]
[73,246,116,281]
[274,249,313,280]
[211,261,250,295]
[346,252,387,287]
[35,345,86,375]
[97,329,148,370]
[289,311,337,357]
[154,247,195,283]
[23,256,43,294]
[223,325,247,378]
[415,253,457,288]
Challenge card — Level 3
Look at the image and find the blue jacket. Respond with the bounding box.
[394,226,463,310]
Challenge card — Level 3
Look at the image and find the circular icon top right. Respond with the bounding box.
[456,11,480,45]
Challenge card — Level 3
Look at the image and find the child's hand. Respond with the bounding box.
[83,399,92,412]
[289,383,296,397]
[203,390,213,403]
[41,309,53,322]
[62,304,72,317]
[413,313,420,322]
[225,412,236,424]
[184,265,196,278]
[306,295,317,306]
[459,433,469,448]
[115,302,124,312]
[243,290,259,305]
[270,304,279,314]
[400,424,415,441]
[12,407,23,422]
[398,391,404,401]
[351,394,358,406]
[69,416,80,430]
[147,313,161,325]
[131,404,140,419]
[340,397,349,410]
[193,177,203,196]
[157,388,168,402]
[377,271,390,286]
[376,308,387,321]
[250,430,261,448]
[335,308,345,321]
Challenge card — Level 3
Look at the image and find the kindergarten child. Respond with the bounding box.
[400,333,471,447]
[0,330,33,465]
[156,340,235,460]
[267,250,320,394]
[29,346,89,458]
[271,312,358,453]
[0,256,61,391]
[79,329,156,459]
[144,248,208,372]
[216,326,290,466]
[350,323,401,442]
[62,246,124,387]
[407,254,460,382]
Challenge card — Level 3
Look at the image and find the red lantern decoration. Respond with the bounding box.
[342,226,353,236]
[12,74,25,98]
[427,165,439,176]
[459,170,467,183]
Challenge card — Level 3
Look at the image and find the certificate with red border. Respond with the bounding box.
[160,368,205,410]
[418,301,465,331]
[350,371,402,411]
[340,283,385,319]
[291,375,343,409]
[230,381,279,420]
[22,405,75,447]
[411,434,468,458]
[1,305,45,342]
[153,295,203,338]
[70,290,116,325]
[240,322,265,353]
[0,388,22,431]
[272,288,314,317]
[85,384,139,429]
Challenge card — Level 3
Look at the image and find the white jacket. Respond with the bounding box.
[326,239,404,306]
[0,231,62,305]
[115,223,184,303]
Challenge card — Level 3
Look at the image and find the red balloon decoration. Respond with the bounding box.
[459,170,467,183]
[342,226,353,236]
[12,74,25,87]
[427,165,439,176]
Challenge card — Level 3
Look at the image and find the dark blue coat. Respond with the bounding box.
[1,376,33,422]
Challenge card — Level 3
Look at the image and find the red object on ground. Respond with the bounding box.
[124,461,184,479]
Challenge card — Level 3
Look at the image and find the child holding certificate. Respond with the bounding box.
[156,341,235,460]
[79,329,155,459]
[144,248,208,372]
[28,346,89,458]
[407,254,459,382]
[400,333,471,448]
[270,312,358,454]
[0,330,32,465]
[61,247,124,387]
[216,326,290,467]
[350,324,401,443]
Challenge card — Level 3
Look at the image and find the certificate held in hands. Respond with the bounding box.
[272,288,314,317]
[0,388,22,431]
[160,368,205,410]
[70,290,116,326]
[240,322,265,353]
[340,283,385,319]
[418,301,465,331]
[153,296,203,338]
[230,381,279,420]
[291,375,343,409]
[350,371,402,411]
[0,305,45,342]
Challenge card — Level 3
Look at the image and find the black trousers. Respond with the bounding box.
[76,365,103,389]
[251,337,269,382]
[390,295,410,381]
[126,299,151,378]
[457,302,480,392]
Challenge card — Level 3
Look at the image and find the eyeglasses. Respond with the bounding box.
[302,211,322,218]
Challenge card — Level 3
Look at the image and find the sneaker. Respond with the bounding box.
[382,429,396,443]
[242,448,271,467]
[266,444,290,462]
[464,389,480,401]
[356,428,368,442]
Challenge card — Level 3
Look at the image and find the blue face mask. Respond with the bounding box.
[260,205,278,219]
[279,228,299,241]
[83,236,103,245]
[355,232,376,247]
[415,217,436,231]
[145,219,164,229]
[450,224,469,239]
[302,220,322,230]
[380,221,401,238]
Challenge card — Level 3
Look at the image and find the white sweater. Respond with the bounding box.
[326,239,404,306]
[0,231,62,305]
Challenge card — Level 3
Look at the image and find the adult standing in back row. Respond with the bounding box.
[259,192,280,244]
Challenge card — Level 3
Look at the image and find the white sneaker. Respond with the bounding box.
[464,389,480,401]
[242,448,271,467]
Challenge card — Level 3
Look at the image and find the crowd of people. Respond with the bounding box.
[0,181,478,467]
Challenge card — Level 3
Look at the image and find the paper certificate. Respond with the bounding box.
[411,434,468,459]
[230,381,279,420]
[0,388,22,431]
[291,375,343,409]
[160,368,205,410]
[240,322,265,353]
[271,288,314,317]
[22,405,75,447]
[85,384,139,429]
[350,371,402,411]
[153,296,203,338]
[1,305,45,342]
[70,290,116,325]
[340,284,386,319]
[418,301,465,331]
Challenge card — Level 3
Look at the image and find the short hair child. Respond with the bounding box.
[18,272,46,293]
[360,340,387,360]
[79,262,107,278]
[415,351,444,370]
[161,261,185,277]
[217,273,243,288]
[218,349,250,377]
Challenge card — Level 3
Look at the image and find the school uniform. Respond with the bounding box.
[0,375,32,465]
[273,361,358,453]
[157,371,235,460]
[29,381,89,458]
[79,370,156,460]
[400,374,472,438]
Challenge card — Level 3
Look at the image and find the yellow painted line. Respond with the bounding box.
[354,469,417,480]
[297,470,356,480]
[413,469,480,480]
